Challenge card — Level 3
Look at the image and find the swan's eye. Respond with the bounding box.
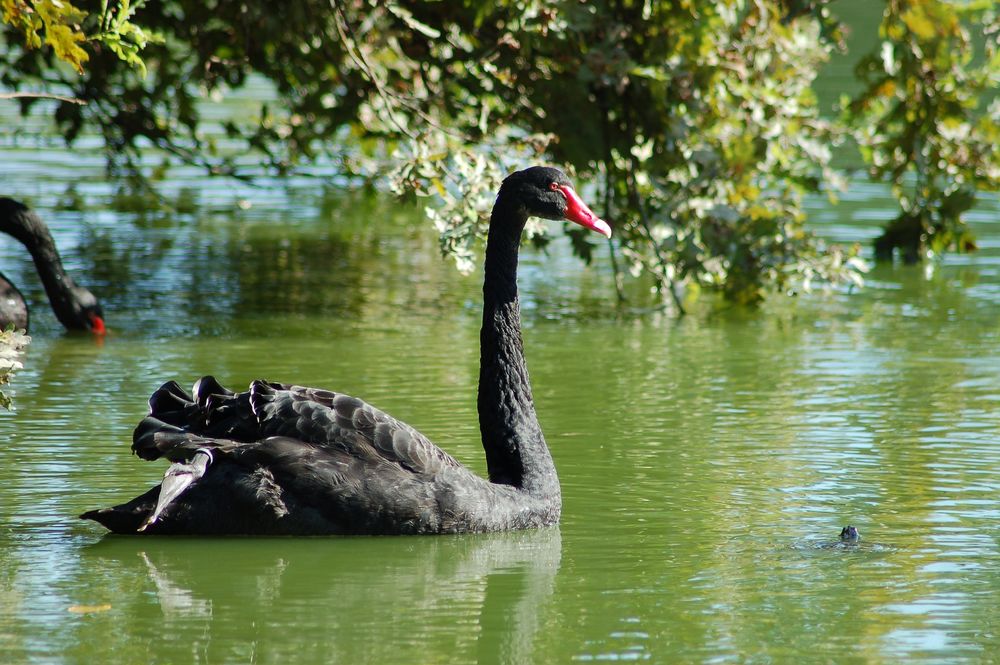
[549,182,560,192]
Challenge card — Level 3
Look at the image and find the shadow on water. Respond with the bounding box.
[67,528,561,664]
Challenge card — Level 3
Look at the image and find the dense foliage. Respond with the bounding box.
[845,0,1000,263]
[388,2,864,305]
[1,1,997,307]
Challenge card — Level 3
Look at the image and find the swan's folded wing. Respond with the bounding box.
[249,381,465,476]
[133,377,266,460]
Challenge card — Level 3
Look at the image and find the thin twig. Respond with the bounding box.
[620,89,685,315]
[0,92,86,105]
[330,2,471,141]
[331,1,417,140]
[605,211,627,303]
[627,174,686,316]
[599,102,627,303]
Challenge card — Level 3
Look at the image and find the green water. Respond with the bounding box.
[3,9,1000,661]
[1,172,998,663]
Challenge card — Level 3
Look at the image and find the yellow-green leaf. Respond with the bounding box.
[45,23,88,74]
[431,177,447,198]
[900,7,937,40]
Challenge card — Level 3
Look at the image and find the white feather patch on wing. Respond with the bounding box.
[138,449,214,532]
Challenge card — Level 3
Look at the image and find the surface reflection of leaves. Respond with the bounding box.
[82,529,561,664]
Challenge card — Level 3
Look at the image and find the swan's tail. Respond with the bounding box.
[83,377,253,533]
[83,377,291,534]
[80,449,215,533]
[80,485,160,533]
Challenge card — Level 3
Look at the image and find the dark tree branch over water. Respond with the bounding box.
[1,0,997,305]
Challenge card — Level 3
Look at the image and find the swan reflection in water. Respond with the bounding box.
[81,528,561,663]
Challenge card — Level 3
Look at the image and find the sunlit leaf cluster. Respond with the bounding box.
[0,328,30,410]
[2,0,89,73]
[0,0,155,75]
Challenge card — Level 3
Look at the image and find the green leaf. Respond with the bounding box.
[45,23,89,73]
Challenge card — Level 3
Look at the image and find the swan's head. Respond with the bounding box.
[500,167,612,238]
[64,282,106,335]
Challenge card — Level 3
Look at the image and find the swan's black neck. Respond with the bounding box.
[478,197,559,500]
[0,200,85,329]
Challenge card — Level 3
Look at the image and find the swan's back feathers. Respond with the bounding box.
[250,381,464,475]
[0,273,28,330]
[132,377,464,479]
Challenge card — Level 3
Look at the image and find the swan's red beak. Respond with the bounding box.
[89,314,106,336]
[558,185,612,238]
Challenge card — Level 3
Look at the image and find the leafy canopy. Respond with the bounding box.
[3,0,997,306]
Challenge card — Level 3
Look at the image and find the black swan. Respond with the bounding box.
[0,197,105,333]
[82,166,611,535]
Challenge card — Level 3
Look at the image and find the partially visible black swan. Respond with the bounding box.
[82,166,611,535]
[0,197,105,333]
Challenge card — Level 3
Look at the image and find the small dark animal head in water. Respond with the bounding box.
[840,525,860,542]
